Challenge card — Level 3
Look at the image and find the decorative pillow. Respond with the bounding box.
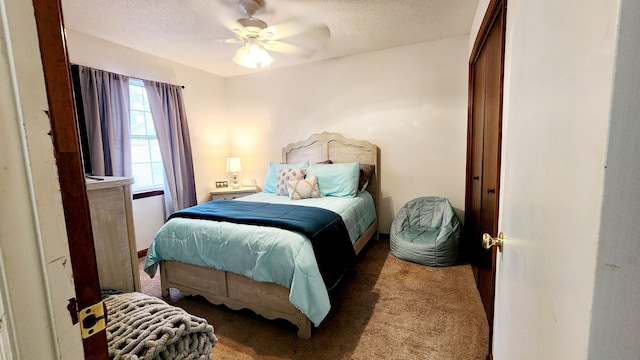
[263,160,310,194]
[305,162,360,197]
[315,159,333,164]
[286,176,321,200]
[276,168,306,196]
[358,164,376,193]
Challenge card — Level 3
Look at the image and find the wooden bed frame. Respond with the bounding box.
[159,132,380,338]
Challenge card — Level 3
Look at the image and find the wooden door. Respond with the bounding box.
[463,0,506,357]
[32,0,109,358]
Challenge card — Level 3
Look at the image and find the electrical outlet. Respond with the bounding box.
[242,179,257,187]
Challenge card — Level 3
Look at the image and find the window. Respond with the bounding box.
[129,79,164,192]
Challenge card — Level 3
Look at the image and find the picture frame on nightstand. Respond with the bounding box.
[215,180,229,188]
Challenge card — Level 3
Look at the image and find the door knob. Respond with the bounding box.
[482,232,504,252]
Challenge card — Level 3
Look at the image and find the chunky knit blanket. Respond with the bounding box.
[102,291,217,360]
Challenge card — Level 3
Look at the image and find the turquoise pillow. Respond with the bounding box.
[305,162,360,197]
[263,160,310,193]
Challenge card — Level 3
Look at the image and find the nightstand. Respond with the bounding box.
[210,186,258,200]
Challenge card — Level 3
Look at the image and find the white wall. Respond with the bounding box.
[226,36,470,231]
[132,195,165,251]
[66,30,230,204]
[67,31,471,234]
[469,0,491,53]
[588,0,640,358]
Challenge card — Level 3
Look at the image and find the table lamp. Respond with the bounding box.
[226,157,242,189]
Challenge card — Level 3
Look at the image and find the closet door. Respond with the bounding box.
[464,0,506,356]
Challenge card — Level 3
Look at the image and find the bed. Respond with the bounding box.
[144,132,380,338]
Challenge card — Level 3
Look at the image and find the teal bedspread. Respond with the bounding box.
[168,200,355,290]
[144,191,376,326]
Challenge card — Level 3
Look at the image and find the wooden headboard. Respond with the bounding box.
[282,132,380,215]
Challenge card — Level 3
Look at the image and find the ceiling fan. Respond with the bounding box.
[221,0,331,69]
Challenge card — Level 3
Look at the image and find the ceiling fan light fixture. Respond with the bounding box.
[223,0,330,69]
[232,39,274,69]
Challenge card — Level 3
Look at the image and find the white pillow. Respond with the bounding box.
[286,176,321,200]
[276,168,306,196]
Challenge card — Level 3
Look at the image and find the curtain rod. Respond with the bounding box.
[70,63,185,89]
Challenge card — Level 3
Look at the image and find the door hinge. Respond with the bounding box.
[68,298,107,339]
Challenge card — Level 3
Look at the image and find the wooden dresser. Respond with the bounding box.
[85,176,140,292]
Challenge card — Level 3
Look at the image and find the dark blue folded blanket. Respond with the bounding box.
[169,200,356,290]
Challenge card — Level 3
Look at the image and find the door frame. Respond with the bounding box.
[464,0,507,358]
[31,0,109,358]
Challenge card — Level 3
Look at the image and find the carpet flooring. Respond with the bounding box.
[138,238,489,359]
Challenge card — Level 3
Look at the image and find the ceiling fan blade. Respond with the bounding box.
[261,20,330,41]
[262,40,313,57]
[206,0,243,30]
[223,18,246,33]
[224,38,245,44]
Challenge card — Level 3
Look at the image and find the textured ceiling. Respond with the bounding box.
[61,0,479,77]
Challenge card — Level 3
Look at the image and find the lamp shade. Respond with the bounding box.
[232,39,274,69]
[226,157,242,173]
